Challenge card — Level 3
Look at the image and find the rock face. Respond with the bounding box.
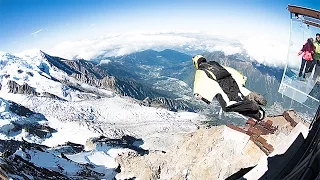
[141,97,195,112]
[115,126,267,180]
[114,110,308,180]
[8,100,37,117]
[86,135,148,155]
[7,80,37,95]
[7,80,64,100]
[23,123,57,139]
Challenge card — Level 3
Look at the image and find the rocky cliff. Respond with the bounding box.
[114,111,307,180]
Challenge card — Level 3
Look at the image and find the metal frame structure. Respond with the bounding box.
[288,5,320,127]
[288,5,320,28]
[277,4,320,124]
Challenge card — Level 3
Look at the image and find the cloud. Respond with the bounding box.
[11,41,18,45]
[89,24,96,27]
[240,36,289,67]
[45,32,289,68]
[48,32,236,58]
[30,29,43,36]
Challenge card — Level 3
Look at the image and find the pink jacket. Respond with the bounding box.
[298,43,315,61]
[298,50,313,61]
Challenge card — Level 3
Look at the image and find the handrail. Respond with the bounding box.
[304,20,320,28]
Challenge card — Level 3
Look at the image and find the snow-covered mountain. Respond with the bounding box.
[0,50,206,179]
[0,48,314,179]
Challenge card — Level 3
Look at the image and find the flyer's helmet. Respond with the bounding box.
[192,55,207,69]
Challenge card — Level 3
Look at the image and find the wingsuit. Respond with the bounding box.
[192,55,267,121]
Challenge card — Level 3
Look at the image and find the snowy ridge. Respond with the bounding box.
[0,50,114,102]
[0,51,7,56]
[15,48,44,60]
[0,50,206,179]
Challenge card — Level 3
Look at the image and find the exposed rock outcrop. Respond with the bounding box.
[7,80,37,95]
[59,142,85,153]
[7,80,64,100]
[8,100,37,117]
[115,126,266,180]
[23,123,57,138]
[141,97,195,112]
[86,135,148,155]
[0,139,48,155]
[115,111,307,180]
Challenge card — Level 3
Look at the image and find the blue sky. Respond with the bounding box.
[0,0,320,53]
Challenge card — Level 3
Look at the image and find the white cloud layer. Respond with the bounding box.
[41,31,289,67]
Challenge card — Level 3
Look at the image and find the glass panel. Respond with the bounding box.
[278,13,320,123]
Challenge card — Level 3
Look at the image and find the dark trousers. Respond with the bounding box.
[313,60,320,80]
[225,100,264,120]
[215,94,264,120]
[299,58,314,78]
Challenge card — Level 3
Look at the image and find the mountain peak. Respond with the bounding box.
[15,48,45,60]
[0,50,8,57]
[160,49,180,53]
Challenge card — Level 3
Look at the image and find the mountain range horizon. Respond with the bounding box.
[1,47,314,121]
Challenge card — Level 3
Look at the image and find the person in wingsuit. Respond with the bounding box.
[192,55,267,121]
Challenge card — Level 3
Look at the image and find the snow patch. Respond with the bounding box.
[87,151,118,168]
[0,98,9,113]
[41,117,100,148]
[99,59,111,65]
